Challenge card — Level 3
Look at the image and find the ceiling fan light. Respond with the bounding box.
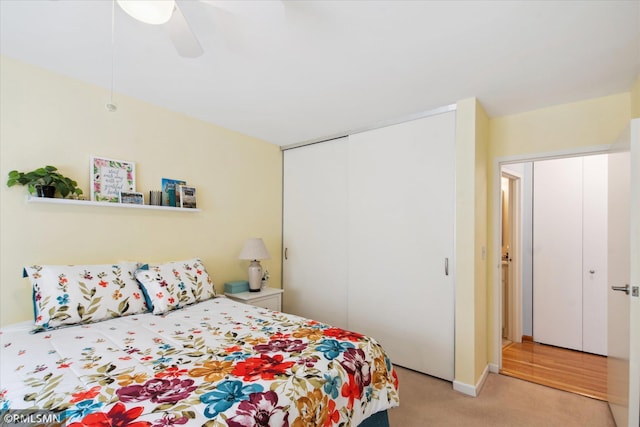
[117,0,175,25]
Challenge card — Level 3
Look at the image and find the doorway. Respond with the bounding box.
[496,151,609,399]
[500,169,523,345]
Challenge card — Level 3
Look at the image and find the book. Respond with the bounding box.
[161,178,186,207]
[179,185,197,208]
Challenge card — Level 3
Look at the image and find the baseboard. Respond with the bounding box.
[488,363,499,373]
[453,365,489,397]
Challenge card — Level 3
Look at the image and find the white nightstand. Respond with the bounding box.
[224,287,284,311]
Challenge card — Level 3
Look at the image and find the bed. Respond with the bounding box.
[0,259,399,426]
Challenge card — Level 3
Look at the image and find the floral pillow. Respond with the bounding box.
[134,258,216,315]
[24,262,148,332]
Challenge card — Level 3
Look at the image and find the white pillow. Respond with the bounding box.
[135,258,216,314]
[24,262,148,332]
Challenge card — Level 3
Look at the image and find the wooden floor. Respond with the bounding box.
[501,341,607,401]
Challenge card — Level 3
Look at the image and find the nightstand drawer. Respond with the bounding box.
[251,296,281,311]
[224,287,283,311]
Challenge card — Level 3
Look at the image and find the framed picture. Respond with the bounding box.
[91,156,136,202]
[119,191,144,205]
[179,185,197,208]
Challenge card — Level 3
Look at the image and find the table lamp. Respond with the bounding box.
[239,238,271,292]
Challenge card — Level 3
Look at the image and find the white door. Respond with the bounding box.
[582,154,608,355]
[607,119,640,427]
[533,157,584,351]
[282,138,349,329]
[533,155,608,354]
[630,120,640,427]
[347,112,456,381]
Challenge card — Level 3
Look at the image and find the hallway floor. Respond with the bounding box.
[501,341,607,401]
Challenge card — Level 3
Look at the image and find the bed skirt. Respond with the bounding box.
[359,410,390,427]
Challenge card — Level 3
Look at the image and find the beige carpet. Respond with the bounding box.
[388,366,615,427]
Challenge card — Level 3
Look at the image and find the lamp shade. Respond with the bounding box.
[117,0,175,25]
[239,238,271,261]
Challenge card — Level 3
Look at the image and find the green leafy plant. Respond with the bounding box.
[6,165,83,198]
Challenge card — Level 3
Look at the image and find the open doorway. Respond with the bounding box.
[500,168,524,346]
[497,154,608,401]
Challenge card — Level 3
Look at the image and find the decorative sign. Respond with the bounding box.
[90,156,136,202]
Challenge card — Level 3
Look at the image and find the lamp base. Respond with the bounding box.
[247,260,263,292]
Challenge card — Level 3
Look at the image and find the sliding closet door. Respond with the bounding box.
[347,112,456,381]
[282,138,348,329]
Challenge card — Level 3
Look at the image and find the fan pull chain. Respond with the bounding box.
[106,0,118,112]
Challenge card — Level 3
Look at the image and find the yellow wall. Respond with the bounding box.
[486,92,632,365]
[0,56,283,327]
[454,98,489,388]
[474,102,489,380]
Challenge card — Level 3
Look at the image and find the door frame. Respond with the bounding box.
[491,144,611,371]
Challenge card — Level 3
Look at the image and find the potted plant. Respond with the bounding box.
[6,165,83,198]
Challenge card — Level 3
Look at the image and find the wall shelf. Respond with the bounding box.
[26,196,201,212]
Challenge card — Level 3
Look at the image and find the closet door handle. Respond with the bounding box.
[445,258,449,276]
[284,248,288,260]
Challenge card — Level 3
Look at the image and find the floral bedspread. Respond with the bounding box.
[0,297,399,426]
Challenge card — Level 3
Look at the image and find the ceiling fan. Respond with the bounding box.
[116,0,285,58]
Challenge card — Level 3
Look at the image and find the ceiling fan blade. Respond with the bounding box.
[165,2,204,58]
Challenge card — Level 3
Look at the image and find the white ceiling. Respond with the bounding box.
[1,0,639,146]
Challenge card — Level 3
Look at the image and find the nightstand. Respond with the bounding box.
[224,287,284,311]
